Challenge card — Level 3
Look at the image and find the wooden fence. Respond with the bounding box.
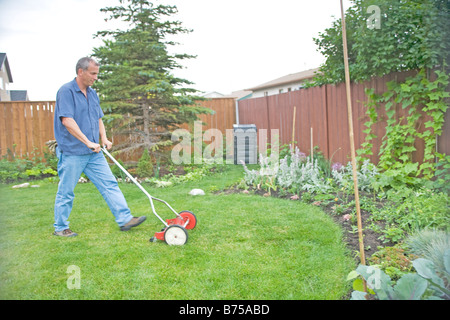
[0,101,55,159]
[0,98,237,161]
[238,70,450,165]
[194,98,236,133]
[1,70,448,165]
[110,98,237,162]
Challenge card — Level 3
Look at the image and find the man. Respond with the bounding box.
[53,57,146,237]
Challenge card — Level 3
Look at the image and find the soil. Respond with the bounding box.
[221,185,394,262]
[158,166,186,177]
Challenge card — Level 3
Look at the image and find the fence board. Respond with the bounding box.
[0,103,7,156]
[195,98,236,133]
[17,103,27,156]
[0,101,54,159]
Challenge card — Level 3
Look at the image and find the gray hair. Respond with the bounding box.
[76,57,99,74]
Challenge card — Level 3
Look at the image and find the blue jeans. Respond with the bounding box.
[54,147,133,232]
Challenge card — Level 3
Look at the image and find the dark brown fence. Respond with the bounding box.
[238,70,449,165]
[0,101,55,159]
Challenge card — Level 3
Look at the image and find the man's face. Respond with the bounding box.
[78,62,99,88]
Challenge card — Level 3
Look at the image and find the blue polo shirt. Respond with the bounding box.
[54,78,104,155]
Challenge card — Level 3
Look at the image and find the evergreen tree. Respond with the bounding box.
[92,0,210,155]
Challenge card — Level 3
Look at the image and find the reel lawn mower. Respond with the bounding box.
[101,147,197,245]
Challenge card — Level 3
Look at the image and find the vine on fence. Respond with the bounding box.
[359,68,449,179]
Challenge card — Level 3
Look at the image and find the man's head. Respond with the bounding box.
[75,57,99,88]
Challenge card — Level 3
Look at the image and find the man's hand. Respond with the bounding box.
[87,142,102,153]
[102,139,113,150]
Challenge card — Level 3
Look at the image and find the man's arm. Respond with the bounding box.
[99,118,112,150]
[61,117,101,153]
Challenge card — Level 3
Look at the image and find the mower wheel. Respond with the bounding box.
[179,211,197,230]
[164,225,188,246]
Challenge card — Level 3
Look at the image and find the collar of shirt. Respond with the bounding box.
[71,78,93,97]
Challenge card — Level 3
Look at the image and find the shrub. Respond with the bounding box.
[406,229,450,276]
[137,149,153,178]
[111,159,128,180]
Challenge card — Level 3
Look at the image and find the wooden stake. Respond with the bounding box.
[310,127,313,162]
[291,106,296,149]
[340,0,366,267]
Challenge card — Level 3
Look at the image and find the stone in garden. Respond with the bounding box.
[12,183,30,189]
[189,189,205,196]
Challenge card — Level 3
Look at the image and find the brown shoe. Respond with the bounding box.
[120,216,146,231]
[53,229,78,237]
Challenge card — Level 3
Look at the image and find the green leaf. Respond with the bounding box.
[424,121,434,128]
[400,83,411,92]
[386,109,395,119]
[413,258,445,288]
[444,249,450,274]
[347,270,359,281]
[393,273,428,300]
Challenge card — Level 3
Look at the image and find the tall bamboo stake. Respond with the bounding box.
[291,106,296,150]
[340,0,366,267]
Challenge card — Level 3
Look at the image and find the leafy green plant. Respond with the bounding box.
[145,162,217,188]
[372,163,423,195]
[240,154,279,194]
[433,153,450,194]
[348,251,450,300]
[368,245,417,281]
[371,187,449,242]
[361,69,449,179]
[0,156,57,183]
[331,159,379,193]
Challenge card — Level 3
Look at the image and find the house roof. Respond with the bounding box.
[200,91,225,98]
[221,90,253,100]
[246,68,320,91]
[0,53,13,83]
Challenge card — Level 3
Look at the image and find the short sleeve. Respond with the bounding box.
[56,86,75,119]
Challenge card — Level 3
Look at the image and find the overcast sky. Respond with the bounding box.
[0,0,351,101]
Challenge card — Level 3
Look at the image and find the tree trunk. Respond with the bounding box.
[142,103,151,149]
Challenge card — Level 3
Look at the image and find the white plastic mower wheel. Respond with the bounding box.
[164,225,188,246]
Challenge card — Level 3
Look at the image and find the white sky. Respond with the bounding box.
[0,0,352,101]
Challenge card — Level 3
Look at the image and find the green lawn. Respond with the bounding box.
[0,165,355,299]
